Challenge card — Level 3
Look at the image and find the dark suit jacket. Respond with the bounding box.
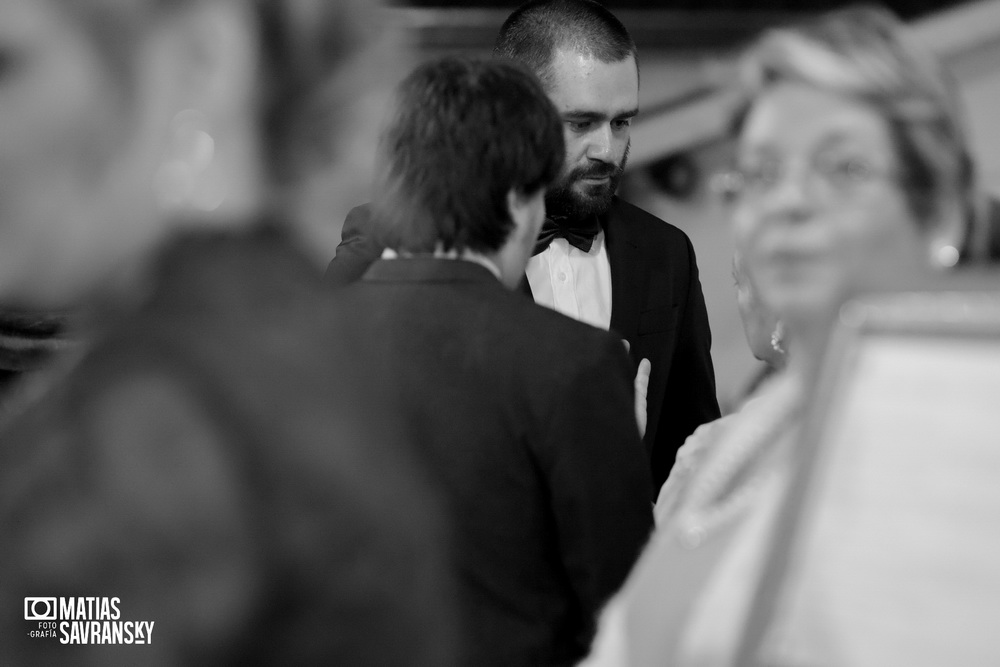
[596,198,720,490]
[334,257,654,667]
[326,198,720,490]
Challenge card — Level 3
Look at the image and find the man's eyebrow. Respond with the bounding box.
[561,110,604,121]
[561,108,640,121]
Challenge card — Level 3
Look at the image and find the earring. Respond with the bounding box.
[154,109,227,214]
[770,320,786,355]
[933,244,959,269]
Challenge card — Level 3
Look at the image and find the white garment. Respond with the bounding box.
[525,232,612,330]
[578,374,801,667]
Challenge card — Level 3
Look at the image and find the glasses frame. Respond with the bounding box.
[713,151,899,206]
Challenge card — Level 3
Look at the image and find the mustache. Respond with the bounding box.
[567,142,630,182]
[569,161,622,182]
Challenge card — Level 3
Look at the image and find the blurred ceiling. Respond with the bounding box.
[394,0,973,51]
[388,0,997,168]
[401,0,959,8]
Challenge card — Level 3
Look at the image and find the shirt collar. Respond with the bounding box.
[381,247,501,281]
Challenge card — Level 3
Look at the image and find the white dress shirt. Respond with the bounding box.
[525,231,613,330]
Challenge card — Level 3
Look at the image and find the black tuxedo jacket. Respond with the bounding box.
[326,198,720,489]
[334,258,653,666]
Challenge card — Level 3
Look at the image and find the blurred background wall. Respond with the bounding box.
[346,0,1000,410]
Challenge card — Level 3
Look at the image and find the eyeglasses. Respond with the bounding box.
[714,151,897,204]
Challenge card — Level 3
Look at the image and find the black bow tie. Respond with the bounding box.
[532,216,601,256]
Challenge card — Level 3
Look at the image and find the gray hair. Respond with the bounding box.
[733,5,973,231]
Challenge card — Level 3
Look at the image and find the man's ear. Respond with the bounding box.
[506,189,528,231]
[506,187,545,236]
[492,187,545,289]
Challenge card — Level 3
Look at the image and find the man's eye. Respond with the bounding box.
[566,120,591,132]
[612,119,631,130]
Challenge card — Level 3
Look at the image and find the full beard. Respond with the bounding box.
[545,143,629,222]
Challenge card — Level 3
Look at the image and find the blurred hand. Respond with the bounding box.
[622,340,651,438]
[634,358,651,438]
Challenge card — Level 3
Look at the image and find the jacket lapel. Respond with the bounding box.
[603,199,642,340]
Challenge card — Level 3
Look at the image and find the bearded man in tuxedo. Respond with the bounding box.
[327,0,719,490]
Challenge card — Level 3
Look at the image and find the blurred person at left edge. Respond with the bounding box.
[0,1,457,665]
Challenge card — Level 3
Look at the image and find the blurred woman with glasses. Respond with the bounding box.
[581,6,973,665]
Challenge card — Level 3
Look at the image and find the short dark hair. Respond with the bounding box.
[373,56,564,254]
[493,0,638,90]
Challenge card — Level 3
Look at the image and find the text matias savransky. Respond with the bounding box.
[24,596,154,645]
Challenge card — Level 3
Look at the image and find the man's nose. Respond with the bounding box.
[586,124,614,162]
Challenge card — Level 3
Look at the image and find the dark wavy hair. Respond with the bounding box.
[372,56,564,254]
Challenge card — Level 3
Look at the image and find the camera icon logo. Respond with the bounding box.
[24,598,57,621]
